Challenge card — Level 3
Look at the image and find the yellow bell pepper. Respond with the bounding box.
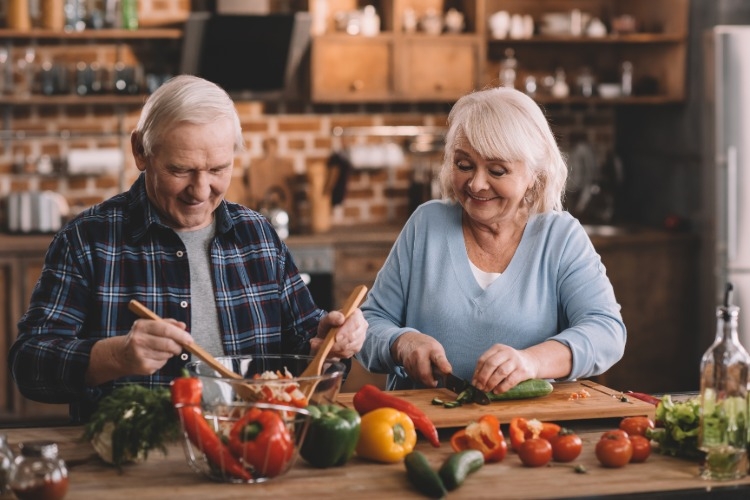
[355,407,417,463]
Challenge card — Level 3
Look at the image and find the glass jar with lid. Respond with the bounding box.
[9,441,69,500]
[0,434,13,496]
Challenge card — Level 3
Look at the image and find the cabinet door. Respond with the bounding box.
[398,37,479,101]
[0,258,18,421]
[11,257,70,423]
[333,243,392,309]
[591,236,699,393]
[311,36,394,102]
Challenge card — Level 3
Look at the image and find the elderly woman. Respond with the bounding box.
[357,87,626,394]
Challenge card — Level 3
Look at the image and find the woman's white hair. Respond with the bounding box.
[438,87,567,214]
[133,75,245,157]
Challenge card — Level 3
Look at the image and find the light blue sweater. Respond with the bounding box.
[357,200,626,390]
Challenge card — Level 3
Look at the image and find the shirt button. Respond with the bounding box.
[180,353,189,361]
[180,301,188,309]
[176,250,184,258]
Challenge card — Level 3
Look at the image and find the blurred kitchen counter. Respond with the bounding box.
[0,225,700,396]
[286,224,403,247]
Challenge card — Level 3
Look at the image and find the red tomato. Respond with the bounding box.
[601,429,630,441]
[518,438,552,467]
[629,435,651,463]
[619,416,655,437]
[549,429,582,463]
[596,431,633,468]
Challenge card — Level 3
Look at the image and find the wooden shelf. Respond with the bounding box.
[0,28,182,40]
[532,95,684,105]
[488,34,685,44]
[0,95,148,106]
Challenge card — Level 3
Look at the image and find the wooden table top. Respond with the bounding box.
[3,420,748,499]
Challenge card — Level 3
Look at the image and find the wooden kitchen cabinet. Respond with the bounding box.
[309,0,689,104]
[309,0,485,103]
[483,0,689,104]
[590,231,699,393]
[310,35,394,102]
[0,235,69,424]
[334,241,392,393]
[333,242,392,309]
[397,35,480,100]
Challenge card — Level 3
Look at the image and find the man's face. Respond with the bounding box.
[134,119,236,231]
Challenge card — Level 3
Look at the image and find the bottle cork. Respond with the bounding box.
[7,0,32,31]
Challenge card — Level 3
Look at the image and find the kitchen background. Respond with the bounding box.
[0,0,749,423]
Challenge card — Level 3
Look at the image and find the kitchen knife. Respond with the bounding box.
[443,372,491,405]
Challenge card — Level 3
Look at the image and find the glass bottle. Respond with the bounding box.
[621,61,633,96]
[499,48,517,89]
[9,441,69,500]
[698,283,750,480]
[0,434,14,496]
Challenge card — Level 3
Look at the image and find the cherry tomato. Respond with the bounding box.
[549,429,582,463]
[596,431,633,468]
[619,416,655,437]
[629,435,651,463]
[518,438,552,467]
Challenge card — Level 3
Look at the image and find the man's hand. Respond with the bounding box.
[311,308,367,359]
[86,317,194,386]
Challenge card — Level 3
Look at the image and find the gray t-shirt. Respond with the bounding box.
[176,220,224,357]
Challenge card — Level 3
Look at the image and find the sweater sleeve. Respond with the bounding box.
[357,214,420,376]
[550,221,627,380]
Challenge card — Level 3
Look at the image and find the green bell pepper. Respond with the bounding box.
[300,404,361,468]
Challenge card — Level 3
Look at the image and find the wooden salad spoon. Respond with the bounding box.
[128,299,263,402]
[298,284,369,399]
[128,299,242,380]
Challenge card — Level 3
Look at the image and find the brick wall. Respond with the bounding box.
[1,103,615,232]
[0,1,616,232]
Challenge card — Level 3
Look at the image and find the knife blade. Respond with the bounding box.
[443,373,491,405]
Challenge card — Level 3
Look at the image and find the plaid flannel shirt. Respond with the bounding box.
[9,174,323,422]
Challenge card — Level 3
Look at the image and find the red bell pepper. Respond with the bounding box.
[450,415,507,462]
[352,384,440,448]
[170,376,252,481]
[228,407,294,478]
[508,417,561,452]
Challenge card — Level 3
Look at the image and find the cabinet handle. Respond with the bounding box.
[350,80,364,92]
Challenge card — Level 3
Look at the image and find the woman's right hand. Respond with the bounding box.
[390,331,452,387]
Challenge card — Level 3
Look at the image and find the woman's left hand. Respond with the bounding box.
[312,309,368,359]
[472,344,540,393]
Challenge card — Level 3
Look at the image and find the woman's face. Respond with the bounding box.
[450,140,534,227]
[134,118,235,231]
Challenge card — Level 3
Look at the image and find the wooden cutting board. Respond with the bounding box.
[337,380,655,428]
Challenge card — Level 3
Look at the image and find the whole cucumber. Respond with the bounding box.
[404,451,447,498]
[438,449,484,491]
[487,379,554,401]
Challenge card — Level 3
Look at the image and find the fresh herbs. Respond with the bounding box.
[646,395,702,460]
[82,384,181,467]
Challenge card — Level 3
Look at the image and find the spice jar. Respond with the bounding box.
[9,441,68,500]
[0,434,13,496]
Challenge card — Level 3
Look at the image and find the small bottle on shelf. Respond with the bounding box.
[621,61,633,96]
[698,283,750,481]
[120,0,139,30]
[499,48,517,89]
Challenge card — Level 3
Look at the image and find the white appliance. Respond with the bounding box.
[705,26,750,347]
